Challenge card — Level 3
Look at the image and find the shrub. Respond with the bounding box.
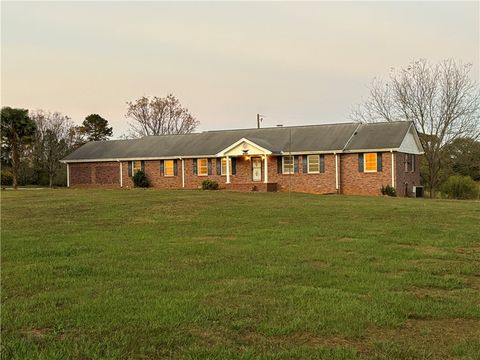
[381,184,397,197]
[132,171,149,188]
[1,170,13,186]
[202,179,219,190]
[442,175,479,200]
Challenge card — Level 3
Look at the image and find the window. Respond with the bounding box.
[307,155,320,173]
[364,153,377,172]
[164,160,174,176]
[283,156,294,174]
[221,157,232,175]
[198,158,208,176]
[405,154,415,172]
[133,160,142,174]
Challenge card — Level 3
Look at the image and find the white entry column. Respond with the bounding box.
[226,156,231,184]
[264,155,268,183]
[391,150,395,188]
[119,161,123,187]
[335,153,339,192]
[66,163,70,188]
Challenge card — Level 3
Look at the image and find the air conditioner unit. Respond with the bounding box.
[413,186,424,198]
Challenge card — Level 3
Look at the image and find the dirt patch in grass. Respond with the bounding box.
[412,245,450,257]
[365,318,480,358]
[464,275,480,290]
[22,328,49,339]
[455,246,480,259]
[188,318,480,358]
[395,244,452,257]
[189,327,227,348]
[408,286,455,299]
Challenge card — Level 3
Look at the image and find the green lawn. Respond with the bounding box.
[1,189,480,359]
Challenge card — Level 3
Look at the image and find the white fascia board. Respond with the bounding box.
[341,148,398,153]
[280,150,342,155]
[61,155,220,163]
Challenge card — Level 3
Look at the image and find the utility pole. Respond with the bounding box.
[257,114,264,128]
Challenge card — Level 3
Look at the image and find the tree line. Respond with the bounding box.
[1,94,199,189]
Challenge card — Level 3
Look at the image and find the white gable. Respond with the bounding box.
[216,138,272,156]
[398,125,424,154]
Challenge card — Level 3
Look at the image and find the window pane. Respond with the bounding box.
[198,159,208,176]
[221,158,231,175]
[283,156,294,174]
[133,161,142,174]
[308,155,319,173]
[364,153,377,172]
[164,160,174,176]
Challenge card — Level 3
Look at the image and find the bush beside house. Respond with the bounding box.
[133,171,149,188]
[202,179,219,190]
[442,175,479,200]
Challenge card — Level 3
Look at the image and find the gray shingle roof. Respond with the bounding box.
[344,121,412,151]
[63,121,413,161]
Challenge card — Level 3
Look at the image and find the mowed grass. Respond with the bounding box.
[1,189,480,360]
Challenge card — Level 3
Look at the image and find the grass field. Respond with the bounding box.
[1,189,480,359]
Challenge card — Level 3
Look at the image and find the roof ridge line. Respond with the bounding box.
[203,122,357,133]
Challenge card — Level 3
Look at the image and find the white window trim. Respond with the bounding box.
[411,154,415,172]
[307,155,320,174]
[221,157,232,176]
[282,156,294,174]
[164,160,175,177]
[363,153,378,173]
[197,158,208,176]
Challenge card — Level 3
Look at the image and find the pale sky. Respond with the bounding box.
[1,1,479,137]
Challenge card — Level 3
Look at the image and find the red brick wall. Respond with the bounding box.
[116,155,335,193]
[395,152,421,197]
[70,153,420,196]
[70,164,92,185]
[69,162,120,187]
[267,155,337,194]
[121,159,231,189]
[339,152,393,196]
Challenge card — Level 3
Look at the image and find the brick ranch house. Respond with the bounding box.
[62,121,424,196]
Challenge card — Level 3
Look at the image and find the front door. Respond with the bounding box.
[252,157,262,182]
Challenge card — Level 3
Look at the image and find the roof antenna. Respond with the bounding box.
[257,114,265,128]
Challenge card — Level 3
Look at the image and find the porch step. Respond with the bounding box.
[225,182,277,192]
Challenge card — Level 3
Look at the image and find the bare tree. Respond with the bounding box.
[31,110,73,187]
[126,94,199,137]
[351,59,480,197]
